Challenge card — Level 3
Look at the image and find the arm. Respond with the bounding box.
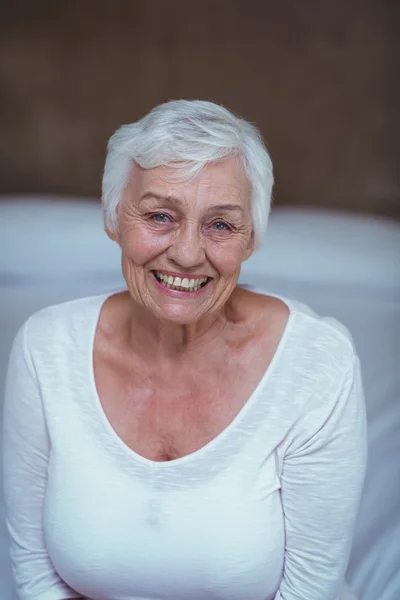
[2,321,82,600]
[276,355,367,600]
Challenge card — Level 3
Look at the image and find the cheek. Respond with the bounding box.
[120,226,169,265]
[209,241,247,275]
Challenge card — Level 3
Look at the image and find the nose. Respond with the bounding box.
[167,222,206,269]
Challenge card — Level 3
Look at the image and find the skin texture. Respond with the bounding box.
[107,156,254,333]
[96,156,289,461]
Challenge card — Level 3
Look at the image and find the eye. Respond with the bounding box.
[211,221,230,231]
[151,212,171,223]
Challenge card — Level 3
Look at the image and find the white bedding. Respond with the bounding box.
[1,198,399,600]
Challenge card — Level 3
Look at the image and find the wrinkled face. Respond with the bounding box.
[107,156,254,325]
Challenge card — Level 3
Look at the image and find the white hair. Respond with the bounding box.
[102,100,273,249]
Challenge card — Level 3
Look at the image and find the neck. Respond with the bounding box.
[125,297,234,365]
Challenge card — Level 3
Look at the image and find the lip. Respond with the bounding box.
[150,271,212,297]
[151,269,212,279]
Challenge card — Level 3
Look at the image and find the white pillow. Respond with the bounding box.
[1,197,399,289]
[244,207,400,290]
[0,196,121,277]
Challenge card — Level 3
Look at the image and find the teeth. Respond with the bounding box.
[155,271,208,292]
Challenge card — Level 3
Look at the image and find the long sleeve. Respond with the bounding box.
[276,354,367,600]
[2,321,81,600]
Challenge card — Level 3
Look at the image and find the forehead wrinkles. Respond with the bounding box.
[131,160,251,212]
[155,179,247,205]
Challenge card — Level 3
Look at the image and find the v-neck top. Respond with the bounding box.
[2,288,367,600]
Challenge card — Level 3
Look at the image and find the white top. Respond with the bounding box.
[2,290,367,600]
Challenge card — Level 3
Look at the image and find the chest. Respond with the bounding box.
[46,443,284,600]
[93,345,275,462]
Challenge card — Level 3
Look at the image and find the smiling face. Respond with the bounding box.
[107,156,254,325]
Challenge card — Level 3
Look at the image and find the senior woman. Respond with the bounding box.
[3,100,366,600]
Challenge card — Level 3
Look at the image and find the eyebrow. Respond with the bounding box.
[207,204,244,215]
[139,192,183,206]
[139,192,244,214]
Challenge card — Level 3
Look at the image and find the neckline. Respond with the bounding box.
[87,287,298,469]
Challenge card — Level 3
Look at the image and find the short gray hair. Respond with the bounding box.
[102,100,273,248]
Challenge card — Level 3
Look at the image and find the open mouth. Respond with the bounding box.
[152,270,211,292]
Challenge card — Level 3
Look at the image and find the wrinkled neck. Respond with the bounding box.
[126,299,232,365]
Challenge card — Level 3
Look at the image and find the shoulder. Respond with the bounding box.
[238,284,356,361]
[288,296,355,354]
[279,298,363,433]
[14,292,110,362]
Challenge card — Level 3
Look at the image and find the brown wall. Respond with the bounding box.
[0,0,398,217]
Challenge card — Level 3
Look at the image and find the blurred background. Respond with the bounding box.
[1,2,399,600]
[0,0,399,216]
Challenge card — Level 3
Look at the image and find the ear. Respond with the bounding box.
[105,224,120,244]
[243,230,255,262]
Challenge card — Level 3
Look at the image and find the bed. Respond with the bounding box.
[1,197,399,600]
